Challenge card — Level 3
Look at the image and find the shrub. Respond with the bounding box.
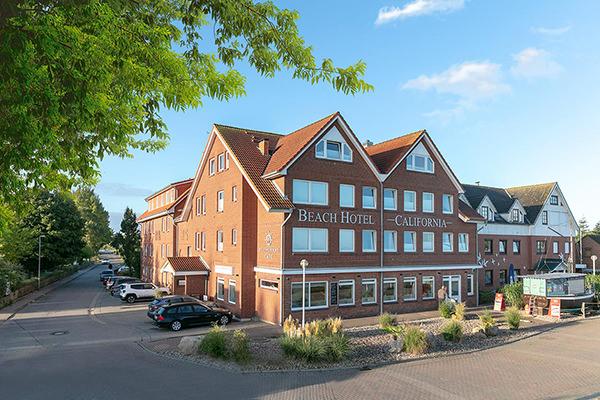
[0,258,25,293]
[280,317,349,362]
[403,325,428,355]
[323,334,350,361]
[231,330,251,363]
[440,320,463,342]
[500,282,524,309]
[505,307,521,330]
[479,290,495,304]
[199,325,227,358]
[379,313,397,329]
[479,311,496,333]
[452,302,466,321]
[439,301,455,319]
[585,275,600,301]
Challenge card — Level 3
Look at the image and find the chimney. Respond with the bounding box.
[475,181,480,186]
[258,138,270,155]
[363,140,374,147]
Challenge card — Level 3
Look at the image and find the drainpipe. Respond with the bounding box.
[380,181,384,316]
[280,211,293,325]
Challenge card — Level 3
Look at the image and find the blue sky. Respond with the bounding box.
[97,0,600,231]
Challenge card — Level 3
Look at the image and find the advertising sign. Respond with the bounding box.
[548,298,561,319]
[493,293,505,312]
[330,282,338,306]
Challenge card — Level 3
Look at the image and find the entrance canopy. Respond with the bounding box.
[161,256,210,276]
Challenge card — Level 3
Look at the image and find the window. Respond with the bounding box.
[499,270,507,286]
[404,231,416,252]
[484,270,493,286]
[178,279,186,287]
[339,184,355,208]
[225,151,230,169]
[232,229,237,246]
[201,195,206,214]
[513,240,521,254]
[511,209,522,223]
[217,190,224,212]
[196,197,202,215]
[232,186,238,202]
[536,240,546,255]
[553,241,559,254]
[403,277,417,301]
[422,192,434,213]
[481,206,489,220]
[484,239,493,254]
[467,274,474,295]
[565,242,570,254]
[499,240,507,254]
[422,276,435,299]
[442,232,453,252]
[458,233,469,252]
[383,188,397,210]
[361,279,377,304]
[201,232,206,251]
[542,211,548,225]
[217,278,225,300]
[228,280,236,304]
[442,194,453,214]
[217,153,225,171]
[259,280,279,291]
[550,195,559,205]
[292,228,328,252]
[209,158,215,176]
[406,154,434,173]
[362,187,376,209]
[383,278,397,302]
[362,230,377,252]
[316,139,352,162]
[423,232,434,253]
[291,281,327,310]
[293,180,328,205]
[383,230,397,252]
[403,190,416,212]
[339,229,355,253]
[217,230,224,252]
[194,232,200,250]
[338,280,355,306]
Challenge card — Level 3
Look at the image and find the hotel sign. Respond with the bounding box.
[387,215,451,228]
[297,209,451,228]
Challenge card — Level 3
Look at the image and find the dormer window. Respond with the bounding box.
[407,154,434,173]
[480,205,494,221]
[316,139,352,162]
[511,209,523,223]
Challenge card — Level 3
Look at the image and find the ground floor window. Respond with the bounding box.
[291,281,327,310]
[178,279,186,286]
[467,274,474,296]
[484,270,493,286]
[422,276,434,299]
[228,280,236,304]
[217,278,225,300]
[383,278,397,303]
[259,279,279,291]
[403,277,417,301]
[361,279,377,304]
[499,270,507,286]
[337,280,355,306]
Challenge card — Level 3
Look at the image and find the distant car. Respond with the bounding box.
[119,283,170,303]
[99,270,114,283]
[154,302,233,331]
[147,295,201,319]
[116,265,131,275]
[106,276,140,290]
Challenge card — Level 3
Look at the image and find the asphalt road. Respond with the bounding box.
[1,264,600,400]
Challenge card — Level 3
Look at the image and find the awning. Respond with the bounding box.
[160,257,210,276]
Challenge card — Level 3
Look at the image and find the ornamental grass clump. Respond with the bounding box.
[452,302,466,321]
[439,300,455,319]
[230,330,251,363]
[479,311,496,335]
[402,325,429,355]
[199,325,227,358]
[505,307,521,330]
[441,320,463,342]
[199,326,251,363]
[379,313,397,330]
[280,316,349,362]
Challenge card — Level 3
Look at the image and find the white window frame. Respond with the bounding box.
[339,229,355,253]
[291,281,328,311]
[201,232,206,251]
[383,278,397,303]
[337,280,355,306]
[232,185,238,202]
[315,139,353,162]
[565,242,570,254]
[422,276,435,300]
[422,192,434,213]
[217,190,224,212]
[201,195,206,215]
[259,279,279,291]
[292,228,328,253]
[422,232,434,253]
[225,151,230,169]
[217,278,225,301]
[292,179,328,206]
[362,187,377,209]
[553,241,559,254]
[442,194,453,214]
[196,197,202,215]
[403,277,417,301]
[194,232,200,250]
[406,154,434,173]
[232,229,237,246]
[217,153,225,171]
[467,274,474,296]
[458,233,469,253]
[209,158,215,176]
[217,230,224,252]
[442,232,453,252]
[542,211,548,225]
[361,278,377,305]
[404,190,416,212]
[228,280,236,304]
[383,230,397,252]
[383,188,397,211]
[362,230,377,253]
[339,184,355,208]
[404,231,416,253]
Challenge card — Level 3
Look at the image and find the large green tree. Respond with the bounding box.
[0,0,372,203]
[113,208,141,277]
[74,187,112,256]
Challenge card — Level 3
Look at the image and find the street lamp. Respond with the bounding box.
[592,255,598,276]
[300,259,308,330]
[38,234,45,289]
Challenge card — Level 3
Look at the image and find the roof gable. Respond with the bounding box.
[462,184,515,213]
[507,182,556,223]
[364,131,423,174]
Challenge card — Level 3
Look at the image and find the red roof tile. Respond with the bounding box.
[137,188,191,222]
[458,199,486,222]
[166,257,210,272]
[364,130,424,174]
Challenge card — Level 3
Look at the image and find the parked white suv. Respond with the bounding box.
[120,283,170,303]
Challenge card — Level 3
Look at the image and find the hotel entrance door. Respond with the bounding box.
[443,275,461,302]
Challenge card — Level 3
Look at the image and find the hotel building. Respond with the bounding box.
[137,112,578,324]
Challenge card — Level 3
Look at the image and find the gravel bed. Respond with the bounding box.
[140,314,584,372]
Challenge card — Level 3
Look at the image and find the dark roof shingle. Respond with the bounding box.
[166,257,210,272]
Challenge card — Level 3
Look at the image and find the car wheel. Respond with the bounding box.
[170,320,182,331]
[126,294,136,303]
[218,315,230,326]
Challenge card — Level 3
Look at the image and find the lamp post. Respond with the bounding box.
[300,259,308,330]
[38,234,45,290]
[592,255,597,276]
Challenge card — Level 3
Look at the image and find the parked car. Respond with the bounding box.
[119,283,170,303]
[99,269,114,283]
[106,276,140,290]
[147,295,201,319]
[116,265,131,275]
[154,302,233,331]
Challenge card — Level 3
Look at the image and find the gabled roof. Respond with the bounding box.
[462,184,515,214]
[507,182,556,223]
[364,130,424,174]
[144,178,193,201]
[458,199,486,222]
[137,187,191,223]
[165,257,210,272]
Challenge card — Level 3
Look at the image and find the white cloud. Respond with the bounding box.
[531,26,571,36]
[403,61,510,101]
[510,48,562,79]
[376,0,464,24]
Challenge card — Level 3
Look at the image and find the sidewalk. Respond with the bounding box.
[0,263,97,323]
